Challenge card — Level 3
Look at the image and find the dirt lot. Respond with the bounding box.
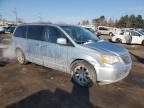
[0,34,144,108]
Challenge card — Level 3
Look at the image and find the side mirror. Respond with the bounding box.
[57,38,67,45]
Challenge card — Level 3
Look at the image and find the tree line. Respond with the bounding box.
[80,14,144,29]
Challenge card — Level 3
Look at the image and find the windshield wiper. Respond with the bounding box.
[75,40,86,44]
[83,40,98,44]
[75,40,98,44]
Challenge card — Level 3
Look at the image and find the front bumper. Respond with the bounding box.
[95,63,132,85]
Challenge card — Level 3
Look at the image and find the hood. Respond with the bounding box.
[83,40,128,56]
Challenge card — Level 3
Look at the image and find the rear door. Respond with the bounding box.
[130,31,142,44]
[27,25,46,65]
[13,26,28,56]
[43,26,71,71]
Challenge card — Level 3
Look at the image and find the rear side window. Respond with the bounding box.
[14,26,26,38]
[27,26,45,41]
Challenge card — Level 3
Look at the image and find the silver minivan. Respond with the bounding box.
[12,24,132,87]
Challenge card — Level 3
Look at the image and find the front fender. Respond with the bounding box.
[67,54,101,73]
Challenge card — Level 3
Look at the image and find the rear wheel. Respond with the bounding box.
[71,60,97,87]
[116,38,122,44]
[16,49,27,64]
[142,40,144,46]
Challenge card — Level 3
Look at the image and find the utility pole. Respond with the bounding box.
[0,15,2,26]
[13,8,18,24]
[0,15,2,20]
[38,13,42,23]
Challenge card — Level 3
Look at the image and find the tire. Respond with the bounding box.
[116,38,122,44]
[15,49,27,64]
[142,40,144,46]
[109,32,113,37]
[71,60,97,87]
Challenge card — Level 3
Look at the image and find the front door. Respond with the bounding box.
[43,26,69,71]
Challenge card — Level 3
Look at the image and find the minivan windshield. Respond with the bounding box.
[139,31,144,35]
[60,26,99,44]
[85,28,95,34]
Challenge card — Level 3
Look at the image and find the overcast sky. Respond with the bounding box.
[0,0,144,23]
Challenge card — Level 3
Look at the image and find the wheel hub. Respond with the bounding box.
[73,65,91,85]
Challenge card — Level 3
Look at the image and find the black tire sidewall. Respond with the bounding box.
[116,38,122,43]
[142,40,144,46]
[71,60,96,87]
[109,32,113,37]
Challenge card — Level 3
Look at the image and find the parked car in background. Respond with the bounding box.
[97,26,114,36]
[83,26,101,38]
[113,28,123,36]
[13,24,132,87]
[112,30,144,45]
[81,25,95,31]
[112,32,131,44]
[130,30,144,45]
[0,26,5,34]
[135,28,144,32]
[7,26,16,33]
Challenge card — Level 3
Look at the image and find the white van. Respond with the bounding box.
[97,26,114,36]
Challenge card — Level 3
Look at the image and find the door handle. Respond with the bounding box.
[41,45,47,47]
[36,44,41,47]
[36,44,47,47]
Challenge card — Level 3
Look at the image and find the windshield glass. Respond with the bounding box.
[139,31,144,35]
[60,26,99,44]
[85,28,95,33]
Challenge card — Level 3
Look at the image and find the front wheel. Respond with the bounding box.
[71,60,97,87]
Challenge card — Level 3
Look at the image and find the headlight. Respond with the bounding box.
[101,55,120,64]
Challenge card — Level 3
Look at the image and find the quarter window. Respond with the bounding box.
[14,26,26,38]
